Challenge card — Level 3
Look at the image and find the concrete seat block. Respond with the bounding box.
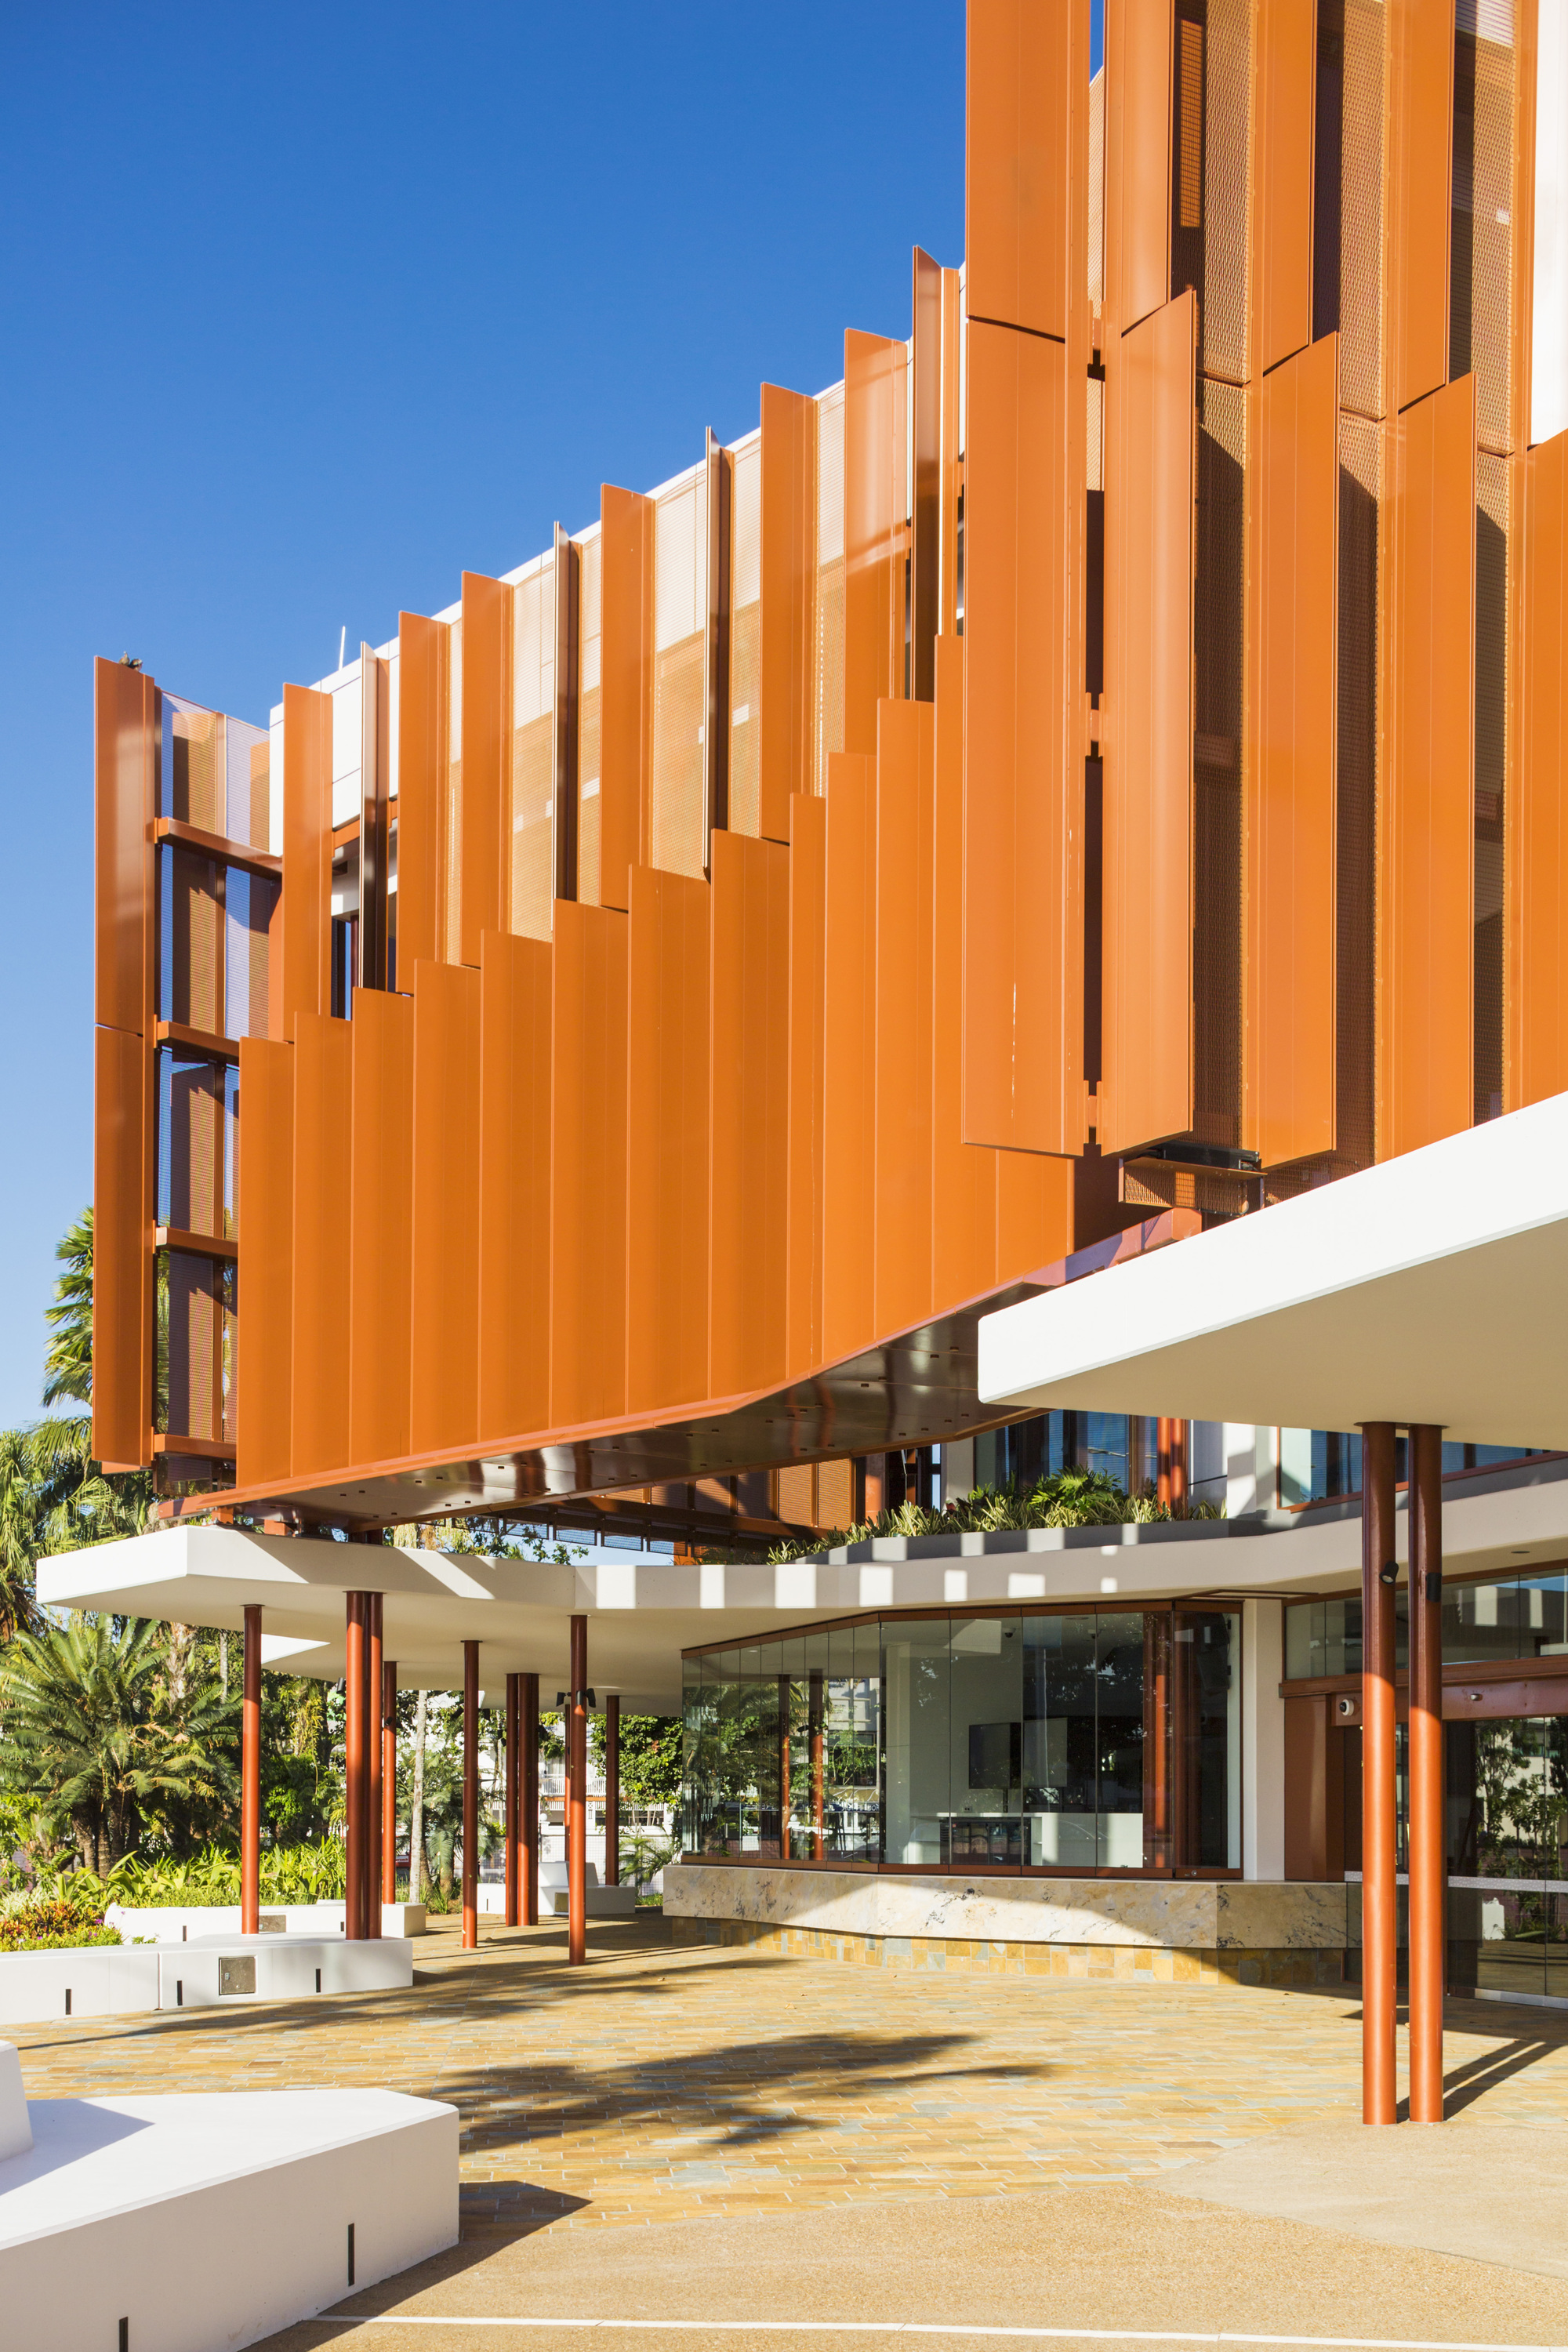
[0,2043,31,2161]
[546,1885,637,1917]
[0,2087,458,2352]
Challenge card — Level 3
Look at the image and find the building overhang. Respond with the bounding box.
[978,1096,1568,1448]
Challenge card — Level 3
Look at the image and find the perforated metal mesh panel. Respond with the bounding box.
[510,558,556,942]
[445,617,463,961]
[165,847,221,1033]
[163,698,220,831]
[577,532,602,906]
[1451,28,1515,450]
[651,470,708,877]
[1181,19,1206,227]
[1193,377,1245,1149]
[815,383,846,795]
[1321,0,1384,419]
[160,1250,234,1444]
[1087,375,1105,493]
[1337,415,1380,1168]
[1475,449,1508,1122]
[1202,0,1250,383]
[223,869,275,1040]
[729,435,762,837]
[1089,67,1105,310]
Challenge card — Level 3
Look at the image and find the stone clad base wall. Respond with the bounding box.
[667,1915,1346,1987]
[662,1863,1352,1988]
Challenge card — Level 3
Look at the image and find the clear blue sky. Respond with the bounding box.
[0,2,1099,1430]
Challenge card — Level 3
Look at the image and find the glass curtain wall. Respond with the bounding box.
[682,1607,1242,1875]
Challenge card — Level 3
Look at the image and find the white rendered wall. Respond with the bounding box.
[1242,1597,1286,1882]
[1535,0,1568,445]
[1225,1425,1277,1518]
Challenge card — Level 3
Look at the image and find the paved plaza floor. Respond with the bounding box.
[13,1914,1568,2347]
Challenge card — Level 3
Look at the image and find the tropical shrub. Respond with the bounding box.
[764,1469,1225,1562]
[0,1898,120,1953]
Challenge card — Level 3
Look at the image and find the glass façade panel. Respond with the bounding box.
[1096,1613,1147,1867]
[1022,1615,1100,1869]
[947,1615,1023,1867]
[880,1618,949,1866]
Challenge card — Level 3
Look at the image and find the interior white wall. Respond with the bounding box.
[1242,1597,1286,1882]
[1225,1425,1277,1518]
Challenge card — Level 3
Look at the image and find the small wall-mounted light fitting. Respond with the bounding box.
[1378,1562,1398,1586]
[1425,1570,1443,1602]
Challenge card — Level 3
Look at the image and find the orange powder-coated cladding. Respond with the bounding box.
[348,987,415,1467]
[821,752,877,1367]
[1512,430,1568,1109]
[550,901,630,1429]
[1102,292,1196,1159]
[597,488,653,913]
[396,612,450,975]
[873,700,935,1345]
[1377,375,1475,1162]
[709,831,789,1400]
[758,384,816,843]
[235,1037,295,1488]
[92,1026,150,1473]
[477,932,553,1443]
[409,960,481,1454]
[784,793,827,1380]
[459,572,512,968]
[1244,332,1340,1169]
[931,639,998,1312]
[1105,0,1173,338]
[289,1011,352,1479]
[843,334,906,759]
[626,866,712,1416]
[1382,0,1455,419]
[1247,0,1318,380]
[965,0,1083,342]
[278,685,332,1039]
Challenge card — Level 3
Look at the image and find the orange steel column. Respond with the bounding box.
[366,1595,383,1940]
[568,1617,587,1965]
[1408,1425,1446,2123]
[1361,1424,1399,2125]
[241,1604,262,1936]
[1156,1422,1189,1515]
[809,1668,825,1859]
[344,1595,365,1941]
[462,1641,480,1953]
[381,1658,397,1908]
[604,1694,620,1889]
[522,1672,540,1927]
[505,1672,521,1928]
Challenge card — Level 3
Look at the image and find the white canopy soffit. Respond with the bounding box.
[978,1094,1568,1445]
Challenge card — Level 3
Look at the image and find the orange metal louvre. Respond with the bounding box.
[396,612,450,975]
[290,1011,352,1479]
[966,0,1084,340]
[550,900,629,1429]
[1102,292,1198,1158]
[409,960,481,1454]
[1382,0,1454,419]
[1244,333,1340,1169]
[843,334,906,758]
[709,830,789,1400]
[1378,375,1476,1161]
[626,865,711,1414]
[235,1037,294,1488]
[873,700,935,1344]
[348,986,414,1468]
[784,791,827,1379]
[477,932,553,1444]
[93,1025,149,1472]
[1510,428,1568,1109]
[278,685,332,1038]
[821,751,877,1367]
[598,488,652,913]
[459,571,511,967]
[1105,0,1173,337]
[757,385,816,843]
[1248,0,1317,379]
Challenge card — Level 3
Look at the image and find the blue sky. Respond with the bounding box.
[0,2,1097,1430]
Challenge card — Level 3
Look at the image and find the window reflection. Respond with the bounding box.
[681,1606,1242,1877]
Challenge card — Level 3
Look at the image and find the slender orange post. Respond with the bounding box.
[568,1615,587,1965]
[463,1640,480,1952]
[366,1595,383,1940]
[1361,1422,1399,2125]
[241,1603,262,1935]
[381,1658,398,1907]
[809,1668,825,1858]
[505,1671,521,1926]
[1409,1424,1446,2122]
[776,1671,792,1860]
[345,1594,365,1941]
[604,1693,620,1887]
[522,1671,539,1926]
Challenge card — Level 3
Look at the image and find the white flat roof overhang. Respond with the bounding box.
[978,1095,1568,1447]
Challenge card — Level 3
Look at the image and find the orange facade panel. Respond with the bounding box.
[962,318,1083,1157]
[92,1025,148,1470]
[931,639,996,1312]
[348,987,414,1467]
[710,830,789,1399]
[843,332,906,759]
[873,700,935,1342]
[550,901,629,1428]
[1383,0,1454,418]
[1248,0,1317,380]
[459,572,511,967]
[626,866,711,1415]
[965,0,1086,341]
[94,658,154,1037]
[1508,426,1567,1109]
[1102,292,1197,1156]
[290,1012,352,1479]
[598,486,652,913]
[397,612,450,974]
[758,384,816,843]
[1244,333,1339,1167]
[1105,0,1173,336]
[1378,375,1476,1160]
[236,1037,295,1488]
[409,960,481,1454]
[785,792,826,1378]
[821,752,877,1365]
[279,684,333,1038]
[995,1145,1074,1288]
[477,931,553,1441]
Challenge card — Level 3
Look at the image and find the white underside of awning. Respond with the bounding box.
[978,1094,1568,1447]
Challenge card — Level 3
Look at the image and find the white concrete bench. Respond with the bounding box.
[0,1935,413,2024]
[0,2038,457,2352]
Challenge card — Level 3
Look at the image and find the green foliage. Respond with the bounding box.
[0,1617,237,1874]
[0,1899,120,1952]
[764,1469,1225,1562]
[42,1212,94,1409]
[590,1713,682,1806]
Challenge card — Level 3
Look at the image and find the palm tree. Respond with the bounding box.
[42,1212,93,1410]
[0,1617,237,1874]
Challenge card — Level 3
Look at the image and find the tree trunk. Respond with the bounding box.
[409,1687,427,1904]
